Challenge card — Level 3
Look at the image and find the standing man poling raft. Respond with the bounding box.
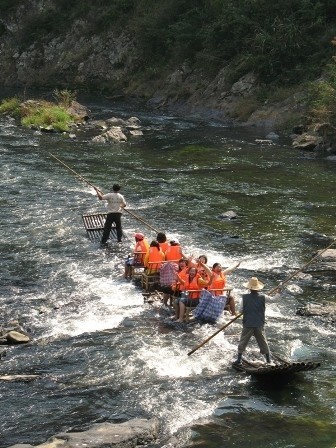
[96,184,126,245]
[234,277,275,365]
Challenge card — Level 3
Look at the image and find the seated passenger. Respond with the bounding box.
[189,254,208,271]
[165,239,184,262]
[156,232,169,254]
[124,233,149,279]
[144,240,165,273]
[187,255,210,282]
[159,261,179,306]
[208,262,241,315]
[176,263,213,322]
[168,258,189,306]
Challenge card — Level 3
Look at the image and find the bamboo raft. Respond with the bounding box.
[82,213,119,241]
[232,353,321,377]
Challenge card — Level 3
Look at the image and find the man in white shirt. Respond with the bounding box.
[97,184,126,245]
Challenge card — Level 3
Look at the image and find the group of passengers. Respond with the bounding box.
[124,232,240,323]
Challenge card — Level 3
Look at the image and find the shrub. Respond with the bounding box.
[53,89,77,108]
[0,97,21,117]
[307,37,336,127]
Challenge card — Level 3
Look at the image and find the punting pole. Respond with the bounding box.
[49,153,160,234]
[49,153,100,192]
[123,208,159,234]
[187,238,336,356]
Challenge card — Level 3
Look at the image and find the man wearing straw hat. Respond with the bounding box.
[234,277,272,365]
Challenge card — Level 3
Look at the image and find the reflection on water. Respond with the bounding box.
[0,97,335,448]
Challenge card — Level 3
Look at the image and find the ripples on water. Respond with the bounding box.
[0,99,335,447]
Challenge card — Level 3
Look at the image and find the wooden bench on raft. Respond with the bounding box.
[141,262,164,291]
[130,252,147,280]
[184,287,233,322]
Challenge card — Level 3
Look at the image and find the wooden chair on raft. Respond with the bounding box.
[184,287,233,322]
[141,262,163,291]
[130,252,147,281]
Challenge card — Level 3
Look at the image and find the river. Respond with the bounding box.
[0,94,335,447]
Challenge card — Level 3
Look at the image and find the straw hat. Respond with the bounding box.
[244,277,265,290]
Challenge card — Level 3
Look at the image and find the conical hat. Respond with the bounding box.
[243,277,265,290]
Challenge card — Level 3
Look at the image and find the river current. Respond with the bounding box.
[0,95,335,447]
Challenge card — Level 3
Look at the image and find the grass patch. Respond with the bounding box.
[21,104,73,132]
[0,97,21,117]
[0,90,79,132]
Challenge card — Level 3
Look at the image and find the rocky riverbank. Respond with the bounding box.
[1,1,336,154]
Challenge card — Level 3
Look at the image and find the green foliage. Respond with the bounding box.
[53,89,77,108]
[21,104,72,132]
[0,97,21,117]
[2,0,336,89]
[307,62,336,126]
[122,0,333,84]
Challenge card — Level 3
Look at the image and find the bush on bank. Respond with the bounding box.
[0,90,77,132]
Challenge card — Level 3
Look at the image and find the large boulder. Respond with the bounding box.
[292,133,322,151]
[6,331,30,344]
[92,126,127,143]
[67,101,90,121]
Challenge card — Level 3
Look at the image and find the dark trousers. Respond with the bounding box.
[101,213,122,243]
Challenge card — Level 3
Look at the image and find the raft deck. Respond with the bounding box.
[82,213,121,241]
[232,353,321,377]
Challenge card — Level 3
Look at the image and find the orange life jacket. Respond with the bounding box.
[145,247,165,272]
[133,239,149,264]
[159,241,169,254]
[165,245,182,262]
[209,272,227,296]
[184,274,204,300]
[173,267,188,291]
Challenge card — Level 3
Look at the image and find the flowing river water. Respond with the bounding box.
[0,95,335,447]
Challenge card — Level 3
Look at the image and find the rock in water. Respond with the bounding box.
[6,331,30,344]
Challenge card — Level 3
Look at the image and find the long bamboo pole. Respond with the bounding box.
[187,238,335,356]
[49,153,159,234]
[49,153,100,191]
[123,209,159,233]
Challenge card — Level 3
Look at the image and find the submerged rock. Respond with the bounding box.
[305,248,336,272]
[0,374,39,382]
[296,301,336,321]
[218,210,238,220]
[6,418,159,448]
